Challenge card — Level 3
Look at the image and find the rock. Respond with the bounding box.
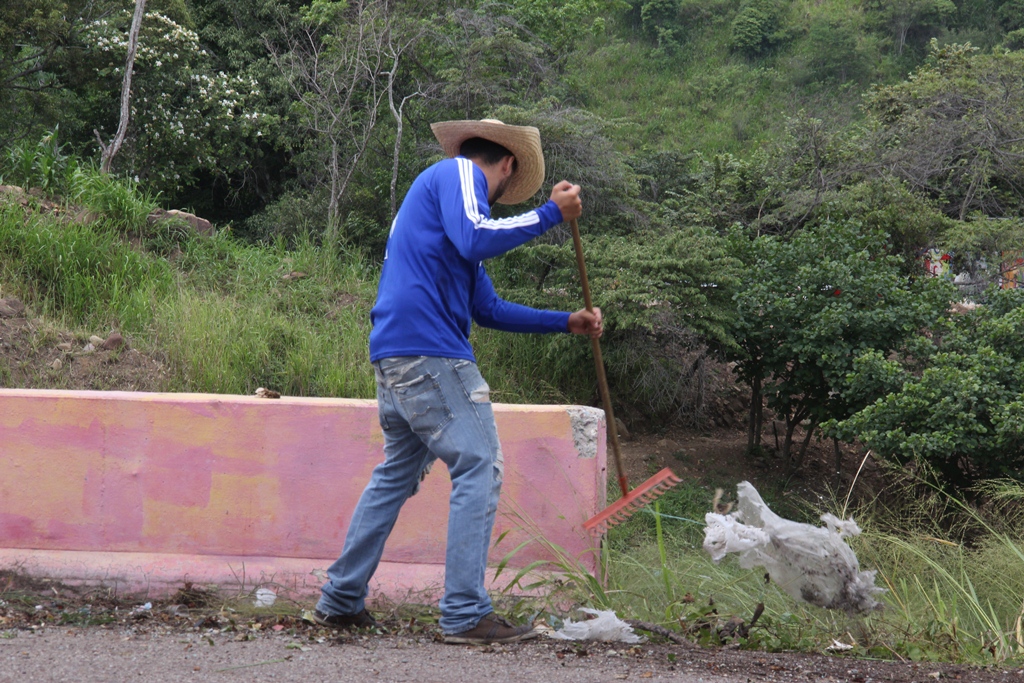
[100,332,125,351]
[0,185,27,204]
[50,359,62,370]
[148,208,215,236]
[82,343,95,353]
[0,297,24,318]
[0,185,59,213]
[89,335,104,346]
[56,342,73,351]
[281,271,308,281]
[71,209,101,224]
[656,438,680,454]
[164,604,189,617]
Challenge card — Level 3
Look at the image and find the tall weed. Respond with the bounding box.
[0,206,171,330]
[153,237,377,397]
[67,166,158,232]
[2,129,72,194]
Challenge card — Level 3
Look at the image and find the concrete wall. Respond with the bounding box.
[0,389,605,602]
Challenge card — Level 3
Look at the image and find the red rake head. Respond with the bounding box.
[583,468,683,535]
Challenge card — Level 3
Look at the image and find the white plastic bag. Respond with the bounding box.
[703,481,884,614]
[550,608,642,643]
[253,587,277,607]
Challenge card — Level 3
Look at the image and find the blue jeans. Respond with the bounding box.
[317,356,503,634]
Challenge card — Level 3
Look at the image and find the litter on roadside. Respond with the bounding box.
[549,608,642,643]
[703,481,884,614]
[253,588,277,607]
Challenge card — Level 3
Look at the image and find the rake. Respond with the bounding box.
[569,218,682,535]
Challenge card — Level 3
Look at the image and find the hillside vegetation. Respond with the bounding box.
[8,0,1024,664]
[5,0,1024,483]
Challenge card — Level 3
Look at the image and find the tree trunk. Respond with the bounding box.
[386,52,407,223]
[780,405,815,473]
[99,0,146,174]
[833,436,843,487]
[326,137,341,244]
[747,374,762,453]
[896,23,909,56]
[389,102,403,222]
[782,415,797,467]
[793,418,818,471]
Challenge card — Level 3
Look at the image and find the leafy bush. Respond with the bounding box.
[998,0,1024,29]
[835,288,1024,490]
[730,0,788,57]
[639,0,683,52]
[244,188,331,245]
[863,42,1024,221]
[1003,27,1024,48]
[727,220,954,466]
[804,17,867,83]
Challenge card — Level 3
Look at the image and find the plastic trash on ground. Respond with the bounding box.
[549,608,642,643]
[703,481,884,614]
[253,587,277,607]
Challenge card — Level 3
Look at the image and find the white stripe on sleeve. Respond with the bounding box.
[457,157,541,231]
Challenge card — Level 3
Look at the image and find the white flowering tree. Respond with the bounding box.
[84,4,267,196]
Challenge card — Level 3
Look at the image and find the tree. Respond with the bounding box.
[726,221,954,468]
[96,0,146,173]
[730,0,788,58]
[835,288,1024,490]
[179,0,303,221]
[505,0,622,52]
[0,0,96,144]
[805,17,867,84]
[864,42,1024,221]
[82,6,264,194]
[863,0,956,56]
[270,0,396,242]
[429,6,555,120]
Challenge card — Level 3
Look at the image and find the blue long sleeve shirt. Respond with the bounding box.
[369,156,570,362]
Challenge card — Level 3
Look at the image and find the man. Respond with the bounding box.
[312,119,602,645]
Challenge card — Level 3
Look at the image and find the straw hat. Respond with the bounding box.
[431,119,545,205]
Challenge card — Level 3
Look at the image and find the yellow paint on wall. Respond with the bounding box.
[496,410,566,439]
[148,407,273,465]
[0,442,92,524]
[142,473,281,553]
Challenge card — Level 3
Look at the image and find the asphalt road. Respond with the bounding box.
[0,627,747,683]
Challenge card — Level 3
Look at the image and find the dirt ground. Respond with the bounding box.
[0,298,1010,682]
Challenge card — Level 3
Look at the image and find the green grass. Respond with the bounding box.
[569,28,781,155]
[0,205,173,331]
[566,2,928,159]
[497,476,1024,665]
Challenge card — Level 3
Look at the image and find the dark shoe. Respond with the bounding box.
[443,613,539,645]
[307,608,379,630]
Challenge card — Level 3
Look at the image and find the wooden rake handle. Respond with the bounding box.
[569,218,629,498]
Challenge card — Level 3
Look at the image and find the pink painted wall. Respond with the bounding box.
[0,389,605,597]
